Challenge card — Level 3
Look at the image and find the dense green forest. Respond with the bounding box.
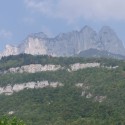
[0,54,125,125]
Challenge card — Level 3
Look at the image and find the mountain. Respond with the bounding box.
[98,26,125,55]
[0,26,125,58]
[77,48,125,59]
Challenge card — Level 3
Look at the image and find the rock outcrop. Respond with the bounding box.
[1,63,100,74]
[8,64,61,73]
[0,62,119,74]
[1,45,19,57]
[70,63,100,71]
[0,81,63,95]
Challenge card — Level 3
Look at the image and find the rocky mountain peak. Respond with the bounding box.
[28,32,48,39]
[18,36,47,55]
[99,26,117,36]
[0,25,125,58]
[56,33,66,39]
[0,44,19,58]
[99,26,125,55]
[80,25,94,33]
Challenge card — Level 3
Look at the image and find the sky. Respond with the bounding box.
[0,0,125,51]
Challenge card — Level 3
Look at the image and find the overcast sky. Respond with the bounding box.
[0,0,125,51]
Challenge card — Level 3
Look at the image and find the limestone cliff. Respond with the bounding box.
[0,26,125,58]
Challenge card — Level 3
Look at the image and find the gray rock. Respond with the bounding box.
[98,26,125,55]
[0,26,125,58]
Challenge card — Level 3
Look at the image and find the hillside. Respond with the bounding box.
[0,54,125,125]
[77,48,125,59]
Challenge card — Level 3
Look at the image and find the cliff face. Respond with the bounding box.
[18,37,47,55]
[0,81,63,95]
[1,45,19,57]
[0,26,125,58]
[98,26,125,55]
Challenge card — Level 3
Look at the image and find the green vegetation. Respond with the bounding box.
[0,54,125,125]
[0,116,25,125]
[0,54,124,70]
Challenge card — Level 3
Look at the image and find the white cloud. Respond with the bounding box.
[0,30,13,39]
[24,0,55,15]
[24,0,125,22]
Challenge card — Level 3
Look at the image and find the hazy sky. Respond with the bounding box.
[0,0,125,51]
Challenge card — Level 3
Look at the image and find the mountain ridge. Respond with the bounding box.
[0,25,125,58]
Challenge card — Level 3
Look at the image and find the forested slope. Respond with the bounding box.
[0,54,125,125]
